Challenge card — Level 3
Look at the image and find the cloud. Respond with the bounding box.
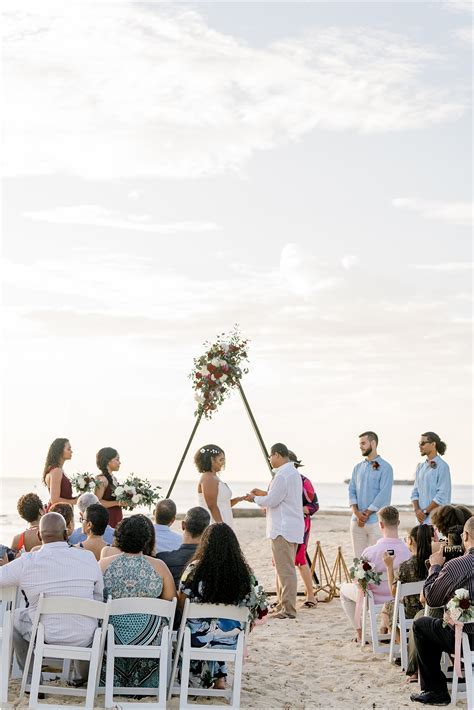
[392,198,472,225]
[454,26,474,44]
[2,4,466,178]
[409,262,473,271]
[279,243,340,298]
[23,205,219,234]
[444,0,473,14]
[341,255,360,270]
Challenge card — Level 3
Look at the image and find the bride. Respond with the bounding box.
[194,445,244,529]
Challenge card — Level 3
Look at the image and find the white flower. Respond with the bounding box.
[221,374,228,382]
[200,366,208,377]
[125,485,135,494]
[211,357,222,368]
[132,494,141,504]
[77,476,85,488]
[194,393,205,403]
[356,569,366,580]
[455,588,469,600]
[115,486,124,497]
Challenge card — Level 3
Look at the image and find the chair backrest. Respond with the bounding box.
[38,594,109,620]
[0,586,18,610]
[398,580,424,599]
[185,600,250,625]
[109,596,176,622]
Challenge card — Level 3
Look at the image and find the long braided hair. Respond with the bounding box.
[96,447,118,488]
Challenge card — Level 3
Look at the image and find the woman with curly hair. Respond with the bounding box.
[11,493,44,553]
[195,445,245,529]
[430,503,472,538]
[178,523,257,690]
[98,515,175,689]
[43,438,77,508]
[95,447,125,528]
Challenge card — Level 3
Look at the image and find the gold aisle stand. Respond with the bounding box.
[329,545,351,599]
[310,541,335,602]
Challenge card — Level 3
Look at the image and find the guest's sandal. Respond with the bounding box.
[302,600,317,608]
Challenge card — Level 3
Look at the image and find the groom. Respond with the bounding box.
[245,442,304,619]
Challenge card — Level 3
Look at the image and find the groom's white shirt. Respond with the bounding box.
[253,462,304,544]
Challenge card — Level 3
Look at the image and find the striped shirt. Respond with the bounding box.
[0,541,103,645]
[424,548,474,635]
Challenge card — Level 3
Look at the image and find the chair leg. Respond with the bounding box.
[158,629,168,709]
[85,631,101,710]
[28,627,44,710]
[361,597,367,647]
[179,628,191,710]
[105,630,115,709]
[230,632,244,709]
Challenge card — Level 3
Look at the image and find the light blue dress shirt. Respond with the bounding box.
[153,524,182,553]
[410,455,451,523]
[68,524,115,546]
[348,456,394,524]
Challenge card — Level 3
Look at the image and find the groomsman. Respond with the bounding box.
[348,431,393,557]
[411,432,451,525]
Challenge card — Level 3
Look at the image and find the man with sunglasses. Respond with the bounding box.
[411,432,451,525]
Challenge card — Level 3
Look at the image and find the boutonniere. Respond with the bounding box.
[371,461,380,470]
[429,461,437,469]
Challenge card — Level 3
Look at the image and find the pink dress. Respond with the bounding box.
[295,475,319,566]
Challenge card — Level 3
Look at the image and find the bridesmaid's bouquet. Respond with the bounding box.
[70,472,101,495]
[114,475,161,510]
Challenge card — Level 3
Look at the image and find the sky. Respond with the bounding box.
[1,0,472,489]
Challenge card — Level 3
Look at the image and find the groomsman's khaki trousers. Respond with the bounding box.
[271,535,298,618]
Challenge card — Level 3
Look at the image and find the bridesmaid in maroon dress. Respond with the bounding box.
[43,438,77,508]
[95,447,124,529]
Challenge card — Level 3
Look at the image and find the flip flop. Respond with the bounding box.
[302,600,317,608]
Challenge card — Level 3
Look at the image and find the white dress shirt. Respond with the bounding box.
[0,541,103,646]
[253,462,304,544]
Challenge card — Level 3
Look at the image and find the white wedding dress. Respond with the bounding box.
[198,476,234,529]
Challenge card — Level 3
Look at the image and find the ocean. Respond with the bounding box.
[0,476,472,544]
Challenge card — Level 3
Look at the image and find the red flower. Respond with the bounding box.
[362,562,371,571]
[372,461,380,470]
[459,598,470,610]
[430,461,437,469]
[258,607,268,619]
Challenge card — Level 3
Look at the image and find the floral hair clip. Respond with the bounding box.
[371,461,380,470]
[429,460,437,469]
[200,448,221,455]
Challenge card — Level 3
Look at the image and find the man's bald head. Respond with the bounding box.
[39,512,67,543]
[463,516,474,544]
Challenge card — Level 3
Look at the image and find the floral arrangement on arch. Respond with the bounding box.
[189,325,249,419]
[70,472,101,495]
[114,475,161,510]
[349,556,382,595]
[443,588,474,626]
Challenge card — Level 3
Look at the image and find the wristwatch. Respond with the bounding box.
[422,509,428,516]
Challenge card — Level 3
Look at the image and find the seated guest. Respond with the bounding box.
[430,504,472,546]
[340,505,411,641]
[75,503,109,560]
[380,524,432,634]
[157,506,210,588]
[154,499,182,553]
[0,512,103,684]
[11,493,44,554]
[49,503,75,538]
[69,492,115,545]
[178,522,260,690]
[98,515,175,689]
[410,515,474,706]
[0,545,8,566]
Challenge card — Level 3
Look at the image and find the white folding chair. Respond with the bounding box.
[103,596,176,709]
[168,599,250,709]
[20,593,110,710]
[0,585,18,704]
[389,580,425,669]
[361,590,391,654]
[451,632,474,710]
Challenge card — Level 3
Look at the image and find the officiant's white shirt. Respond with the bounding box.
[253,462,304,544]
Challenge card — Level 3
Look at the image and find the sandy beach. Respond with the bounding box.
[5,511,452,709]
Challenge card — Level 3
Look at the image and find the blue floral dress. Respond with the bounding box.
[102,554,164,688]
[179,563,254,688]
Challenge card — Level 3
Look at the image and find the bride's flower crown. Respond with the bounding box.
[200,448,221,455]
